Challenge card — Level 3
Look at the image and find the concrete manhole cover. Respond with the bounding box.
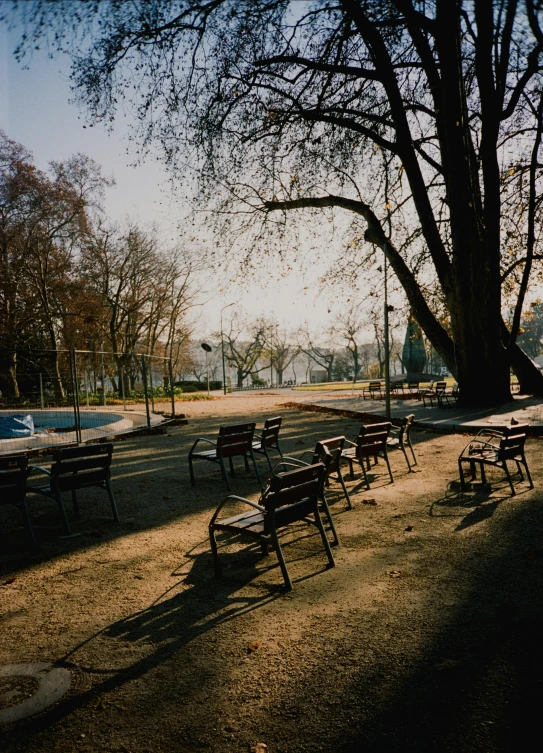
[0,663,73,725]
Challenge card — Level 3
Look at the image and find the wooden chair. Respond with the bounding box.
[387,414,417,470]
[209,462,335,590]
[458,432,533,496]
[27,443,118,535]
[422,381,447,407]
[438,382,459,408]
[342,422,394,489]
[362,381,383,400]
[272,437,351,546]
[188,423,261,490]
[391,380,405,394]
[252,416,283,472]
[407,381,420,397]
[0,455,38,548]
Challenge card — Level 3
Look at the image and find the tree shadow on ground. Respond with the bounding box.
[342,495,543,752]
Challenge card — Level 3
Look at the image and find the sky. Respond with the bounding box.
[0,22,375,341]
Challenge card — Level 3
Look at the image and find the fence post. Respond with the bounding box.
[120,366,126,410]
[70,349,82,444]
[168,359,175,418]
[141,355,151,431]
[149,359,155,413]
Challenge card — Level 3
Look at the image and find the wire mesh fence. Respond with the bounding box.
[0,348,176,455]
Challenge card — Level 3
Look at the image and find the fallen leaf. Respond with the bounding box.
[2,577,16,585]
[435,658,461,671]
[95,695,126,711]
[362,498,377,506]
[250,744,268,753]
[404,525,413,532]
[388,570,401,578]
[247,642,260,653]
[134,575,143,580]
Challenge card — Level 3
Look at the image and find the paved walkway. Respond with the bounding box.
[292,391,543,434]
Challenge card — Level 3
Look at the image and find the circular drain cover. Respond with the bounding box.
[0,663,72,725]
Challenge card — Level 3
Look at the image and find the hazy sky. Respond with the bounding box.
[0,22,368,340]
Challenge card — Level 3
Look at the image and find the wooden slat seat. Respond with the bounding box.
[27,443,118,535]
[362,381,383,400]
[189,423,260,490]
[209,462,334,590]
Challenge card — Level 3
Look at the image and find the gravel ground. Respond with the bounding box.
[1,392,542,753]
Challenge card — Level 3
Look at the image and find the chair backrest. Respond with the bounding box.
[261,416,282,447]
[313,436,345,474]
[398,414,415,443]
[0,455,28,505]
[499,433,527,460]
[408,381,419,389]
[262,463,325,529]
[435,381,447,392]
[51,443,113,492]
[369,381,382,390]
[356,422,391,458]
[217,423,256,457]
[503,423,529,436]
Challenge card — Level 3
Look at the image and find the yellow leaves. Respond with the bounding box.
[385,203,391,210]
[509,168,515,175]
[247,641,260,653]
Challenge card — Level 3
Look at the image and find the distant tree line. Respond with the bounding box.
[0,131,198,398]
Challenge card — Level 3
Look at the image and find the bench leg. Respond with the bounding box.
[502,461,515,496]
[188,455,196,486]
[229,457,236,476]
[408,439,417,466]
[337,467,353,510]
[271,529,293,591]
[314,509,336,570]
[20,498,38,550]
[209,525,222,579]
[72,489,80,519]
[522,456,534,488]
[383,449,394,484]
[106,480,120,522]
[400,444,412,471]
[250,449,261,485]
[55,491,71,535]
[263,446,274,474]
[220,458,231,491]
[458,459,467,491]
[320,492,340,546]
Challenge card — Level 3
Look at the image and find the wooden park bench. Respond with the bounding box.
[342,422,394,489]
[188,423,261,490]
[458,431,533,496]
[362,381,383,400]
[252,416,283,472]
[209,462,335,591]
[387,414,417,471]
[27,443,119,535]
[0,455,38,548]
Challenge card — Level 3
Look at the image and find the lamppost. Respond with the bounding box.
[378,244,393,420]
[220,302,236,395]
[201,342,212,395]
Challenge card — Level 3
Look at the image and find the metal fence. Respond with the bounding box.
[0,348,176,455]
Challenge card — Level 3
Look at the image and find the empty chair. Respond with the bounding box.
[422,381,447,407]
[342,422,394,489]
[362,381,383,400]
[458,432,533,496]
[252,416,283,472]
[188,423,261,490]
[209,462,335,590]
[27,443,118,534]
[387,414,417,470]
[0,455,38,548]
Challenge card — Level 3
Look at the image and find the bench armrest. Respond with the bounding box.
[28,464,52,476]
[189,436,217,454]
[209,494,266,526]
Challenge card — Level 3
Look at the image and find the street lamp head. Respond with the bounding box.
[201,342,212,352]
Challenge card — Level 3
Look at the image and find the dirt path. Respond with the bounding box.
[1,394,542,752]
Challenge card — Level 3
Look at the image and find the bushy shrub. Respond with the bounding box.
[174,380,222,391]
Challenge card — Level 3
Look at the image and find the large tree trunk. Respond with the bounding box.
[0,349,19,398]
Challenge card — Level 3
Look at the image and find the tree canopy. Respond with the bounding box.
[7,0,543,404]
